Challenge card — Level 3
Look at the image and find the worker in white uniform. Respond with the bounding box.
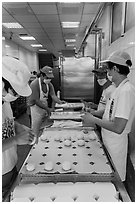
[2,56,35,200]
[82,51,135,182]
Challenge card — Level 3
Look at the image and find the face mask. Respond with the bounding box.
[43,79,51,84]
[3,93,18,102]
[97,78,107,86]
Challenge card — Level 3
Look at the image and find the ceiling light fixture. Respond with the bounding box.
[66,44,75,47]
[19,36,35,40]
[39,49,47,52]
[62,22,80,28]
[65,39,76,42]
[2,22,23,29]
[31,44,42,47]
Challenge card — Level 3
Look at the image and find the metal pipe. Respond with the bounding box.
[77,2,107,53]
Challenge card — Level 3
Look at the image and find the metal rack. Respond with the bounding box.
[3,108,131,202]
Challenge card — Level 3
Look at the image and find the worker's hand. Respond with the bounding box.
[60,100,66,104]
[49,107,54,113]
[14,125,35,145]
[81,112,96,128]
[46,107,52,116]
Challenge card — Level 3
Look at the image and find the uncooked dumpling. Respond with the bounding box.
[54,135,61,141]
[77,139,85,146]
[26,163,35,171]
[77,134,84,140]
[44,161,53,171]
[40,134,48,141]
[62,161,71,171]
[64,140,71,147]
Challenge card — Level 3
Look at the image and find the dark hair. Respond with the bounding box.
[2,77,12,92]
[126,59,132,67]
[2,77,17,95]
[107,62,130,76]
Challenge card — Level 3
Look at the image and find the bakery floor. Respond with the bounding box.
[15,111,135,202]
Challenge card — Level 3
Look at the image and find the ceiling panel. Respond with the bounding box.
[30,4,58,15]
[2,15,15,22]
[21,22,41,28]
[59,14,81,22]
[43,28,62,33]
[13,15,38,22]
[2,2,103,58]
[83,3,101,14]
[41,22,61,28]
[36,15,59,22]
[81,14,96,22]
[2,2,28,9]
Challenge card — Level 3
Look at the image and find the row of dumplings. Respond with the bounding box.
[26,161,71,172]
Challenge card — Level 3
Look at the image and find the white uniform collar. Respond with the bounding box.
[116,78,129,89]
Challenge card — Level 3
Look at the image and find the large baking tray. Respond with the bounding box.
[19,129,114,183]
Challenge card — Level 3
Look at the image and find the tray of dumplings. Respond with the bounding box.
[50,111,83,120]
[55,102,84,109]
[11,181,124,202]
[19,129,114,182]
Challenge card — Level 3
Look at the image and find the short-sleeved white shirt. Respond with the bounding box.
[102,78,135,181]
[97,83,116,111]
[2,102,17,175]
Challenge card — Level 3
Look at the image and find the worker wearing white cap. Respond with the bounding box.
[2,56,35,200]
[82,51,135,182]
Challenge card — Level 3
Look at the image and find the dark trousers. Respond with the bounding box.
[2,166,18,201]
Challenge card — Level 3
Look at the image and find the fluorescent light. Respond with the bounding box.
[2,22,23,29]
[66,44,75,47]
[65,39,76,43]
[5,45,10,48]
[19,36,35,40]
[31,44,42,47]
[39,49,47,52]
[62,22,80,28]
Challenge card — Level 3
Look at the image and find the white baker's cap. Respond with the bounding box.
[2,56,32,97]
[100,51,132,67]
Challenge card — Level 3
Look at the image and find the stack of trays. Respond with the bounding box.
[55,102,84,109]
[20,129,114,183]
[50,111,83,120]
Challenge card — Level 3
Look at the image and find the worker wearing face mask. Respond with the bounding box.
[28,66,65,139]
[84,65,116,117]
[82,51,135,182]
[2,56,35,200]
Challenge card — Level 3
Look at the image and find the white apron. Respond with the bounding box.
[30,78,49,136]
[102,79,135,181]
